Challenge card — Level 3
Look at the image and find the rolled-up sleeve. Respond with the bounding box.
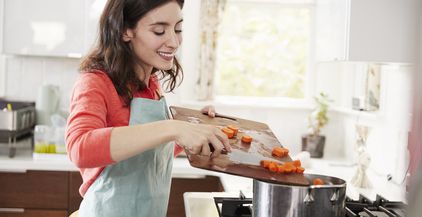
[65,73,115,168]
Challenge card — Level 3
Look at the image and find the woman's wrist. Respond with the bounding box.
[166,119,182,141]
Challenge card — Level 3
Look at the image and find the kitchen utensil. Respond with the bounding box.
[253,174,346,217]
[225,149,284,166]
[36,84,60,125]
[201,111,238,121]
[0,100,36,157]
[170,106,310,186]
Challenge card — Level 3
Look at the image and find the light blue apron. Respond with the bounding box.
[78,97,174,217]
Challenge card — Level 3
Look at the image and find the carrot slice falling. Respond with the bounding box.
[313,178,324,185]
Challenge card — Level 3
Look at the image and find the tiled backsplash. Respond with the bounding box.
[3,55,80,112]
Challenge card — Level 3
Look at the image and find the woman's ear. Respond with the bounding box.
[122,29,134,42]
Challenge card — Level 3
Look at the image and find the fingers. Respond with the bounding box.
[200,140,211,156]
[201,105,216,117]
[208,137,224,158]
[214,128,232,152]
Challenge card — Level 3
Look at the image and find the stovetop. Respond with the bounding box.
[213,192,407,217]
[345,194,406,217]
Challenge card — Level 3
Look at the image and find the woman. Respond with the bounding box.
[65,0,231,216]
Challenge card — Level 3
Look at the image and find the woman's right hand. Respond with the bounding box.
[173,121,231,157]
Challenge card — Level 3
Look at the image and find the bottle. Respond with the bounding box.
[34,125,50,153]
[54,127,66,154]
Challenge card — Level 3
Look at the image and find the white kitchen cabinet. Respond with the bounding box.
[0,0,4,53]
[315,0,419,63]
[2,0,105,58]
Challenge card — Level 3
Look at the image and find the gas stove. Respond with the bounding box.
[344,194,406,217]
[213,193,407,217]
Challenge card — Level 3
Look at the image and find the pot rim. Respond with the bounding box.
[253,173,346,189]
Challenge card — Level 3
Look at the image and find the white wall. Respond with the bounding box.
[0,0,5,97]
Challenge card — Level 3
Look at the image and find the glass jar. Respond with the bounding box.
[34,125,54,153]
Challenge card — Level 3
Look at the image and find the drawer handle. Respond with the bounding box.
[0,208,25,213]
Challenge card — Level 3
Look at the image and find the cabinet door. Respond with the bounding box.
[0,0,4,53]
[3,0,86,57]
[0,170,68,209]
[167,176,224,217]
[0,209,67,217]
[314,0,348,62]
[347,0,418,63]
[315,0,419,63]
[68,172,83,214]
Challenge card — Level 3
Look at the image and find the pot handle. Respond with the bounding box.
[304,188,315,205]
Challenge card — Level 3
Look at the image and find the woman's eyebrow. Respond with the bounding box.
[149,19,183,26]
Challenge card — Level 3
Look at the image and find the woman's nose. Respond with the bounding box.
[165,31,180,48]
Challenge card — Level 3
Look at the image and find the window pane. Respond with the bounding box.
[216,1,311,98]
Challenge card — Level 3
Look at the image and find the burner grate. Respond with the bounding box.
[214,191,252,217]
[345,194,407,217]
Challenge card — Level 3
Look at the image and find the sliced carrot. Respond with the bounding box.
[296,166,305,173]
[271,147,285,157]
[241,135,253,144]
[284,166,293,173]
[281,147,289,155]
[292,160,301,167]
[277,164,286,173]
[272,147,290,158]
[222,127,234,139]
[227,125,238,136]
[268,162,278,172]
[313,178,324,185]
[260,160,272,169]
[284,163,296,173]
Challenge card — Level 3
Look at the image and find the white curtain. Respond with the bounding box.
[196,0,226,101]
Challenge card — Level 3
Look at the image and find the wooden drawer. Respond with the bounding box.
[0,171,69,209]
[68,172,83,214]
[0,208,67,217]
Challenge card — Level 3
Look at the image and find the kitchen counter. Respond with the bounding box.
[0,145,251,193]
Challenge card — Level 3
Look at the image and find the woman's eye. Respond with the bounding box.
[154,31,165,36]
[175,29,182,34]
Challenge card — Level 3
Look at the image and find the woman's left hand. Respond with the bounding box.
[201,105,216,118]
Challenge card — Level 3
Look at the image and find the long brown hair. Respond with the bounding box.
[80,0,184,105]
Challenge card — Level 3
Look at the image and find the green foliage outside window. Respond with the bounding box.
[216,1,310,98]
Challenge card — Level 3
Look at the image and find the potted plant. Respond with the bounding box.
[302,92,331,158]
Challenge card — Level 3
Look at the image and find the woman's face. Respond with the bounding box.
[123,1,183,73]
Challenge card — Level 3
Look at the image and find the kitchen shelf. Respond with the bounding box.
[331,107,383,120]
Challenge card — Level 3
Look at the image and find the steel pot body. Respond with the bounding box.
[253,174,346,217]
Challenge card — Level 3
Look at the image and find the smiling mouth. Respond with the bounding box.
[157,51,175,61]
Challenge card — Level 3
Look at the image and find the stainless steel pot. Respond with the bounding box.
[253,174,346,217]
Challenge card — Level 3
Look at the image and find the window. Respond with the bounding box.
[215,0,313,99]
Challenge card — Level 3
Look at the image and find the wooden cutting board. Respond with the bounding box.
[169,106,310,186]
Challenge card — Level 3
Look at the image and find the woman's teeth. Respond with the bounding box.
[158,52,174,57]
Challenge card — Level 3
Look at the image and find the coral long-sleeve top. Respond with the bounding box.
[65,70,183,196]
